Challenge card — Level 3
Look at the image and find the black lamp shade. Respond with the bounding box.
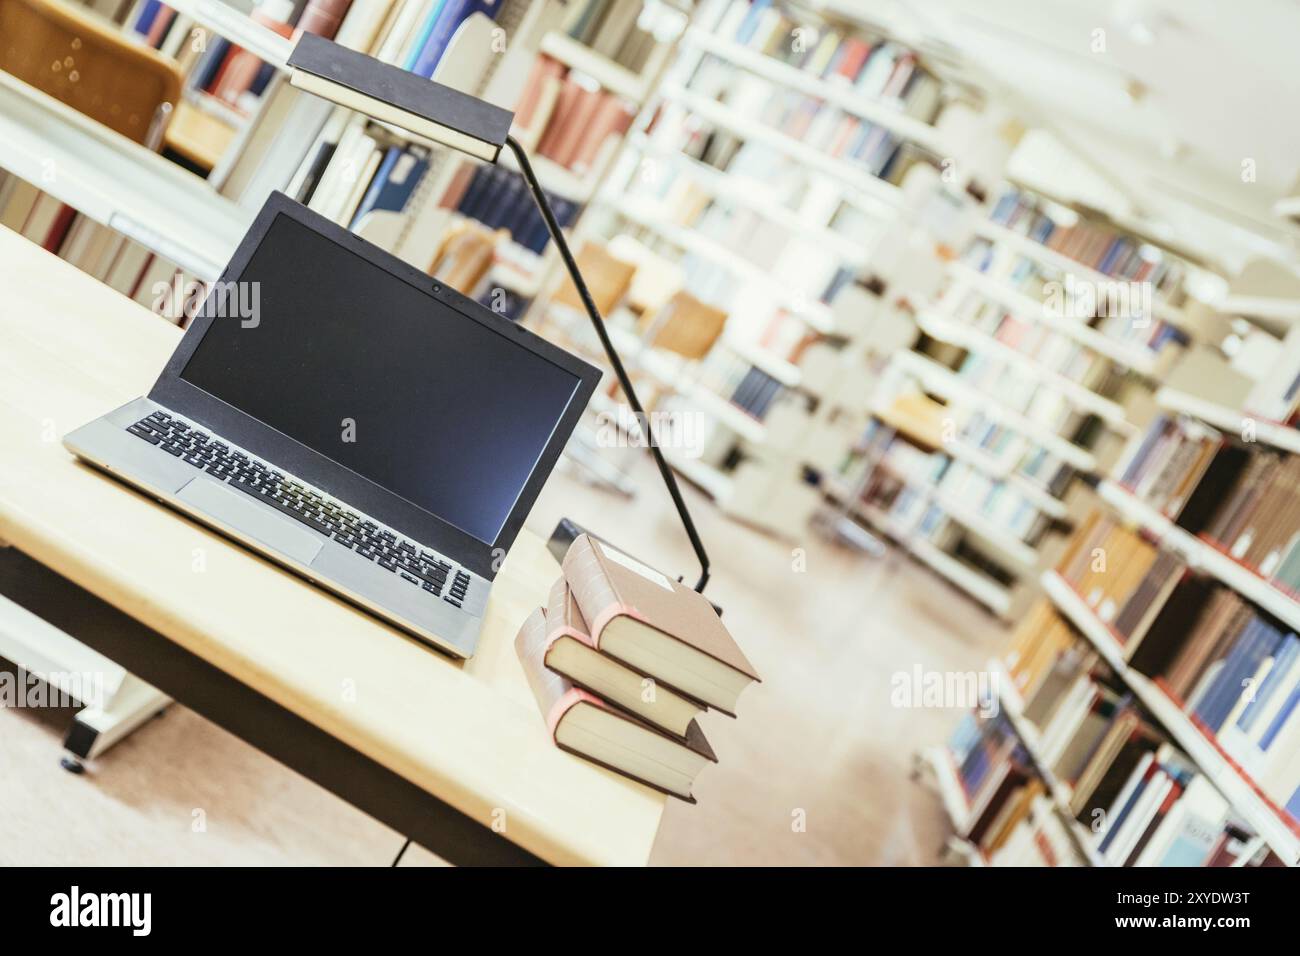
[287,32,513,162]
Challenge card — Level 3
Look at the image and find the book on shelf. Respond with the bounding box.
[959,231,1191,364]
[445,164,579,255]
[693,351,784,421]
[0,171,190,319]
[348,144,430,229]
[698,0,945,123]
[1121,412,1300,594]
[514,606,716,802]
[561,533,759,715]
[405,1,503,78]
[946,713,1089,866]
[988,184,1187,300]
[516,56,636,175]
[998,600,1289,865]
[1052,505,1300,826]
[561,0,658,73]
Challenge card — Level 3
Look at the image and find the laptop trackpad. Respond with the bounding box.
[176,478,324,565]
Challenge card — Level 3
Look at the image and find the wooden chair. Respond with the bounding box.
[642,291,728,362]
[552,241,637,316]
[428,219,498,295]
[0,0,183,146]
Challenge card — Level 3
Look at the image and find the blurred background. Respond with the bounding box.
[1,0,1298,866]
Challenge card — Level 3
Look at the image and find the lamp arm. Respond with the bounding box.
[504,135,711,594]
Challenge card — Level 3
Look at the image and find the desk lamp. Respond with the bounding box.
[287,33,711,593]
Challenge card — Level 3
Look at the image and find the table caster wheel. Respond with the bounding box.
[60,756,85,774]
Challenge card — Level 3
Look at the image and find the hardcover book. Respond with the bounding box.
[561,534,760,715]
[515,606,715,802]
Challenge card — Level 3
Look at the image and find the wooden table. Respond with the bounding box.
[0,227,665,865]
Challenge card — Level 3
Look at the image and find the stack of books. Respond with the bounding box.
[514,534,759,802]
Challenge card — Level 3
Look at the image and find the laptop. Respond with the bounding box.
[64,193,600,659]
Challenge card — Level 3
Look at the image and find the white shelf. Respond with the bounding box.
[499,147,597,202]
[724,337,800,387]
[1098,480,1300,635]
[922,745,977,836]
[661,82,903,213]
[1041,570,1300,866]
[687,383,766,443]
[601,324,769,444]
[949,263,1160,374]
[609,196,833,331]
[0,72,248,279]
[988,658,1107,866]
[1218,294,1300,323]
[165,0,294,69]
[918,310,1130,427]
[629,132,873,266]
[867,399,1069,520]
[931,491,1039,571]
[910,537,1014,615]
[1156,387,1300,455]
[974,221,1188,327]
[684,27,947,153]
[538,31,648,101]
[663,450,733,502]
[890,350,1098,472]
[1272,196,1300,221]
[866,444,1060,556]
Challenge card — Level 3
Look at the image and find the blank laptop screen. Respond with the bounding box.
[179,213,581,544]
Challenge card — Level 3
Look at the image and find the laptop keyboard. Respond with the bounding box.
[126,410,473,610]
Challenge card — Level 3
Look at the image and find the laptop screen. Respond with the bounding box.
[179,213,581,545]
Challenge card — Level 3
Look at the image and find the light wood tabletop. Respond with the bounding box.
[0,227,665,865]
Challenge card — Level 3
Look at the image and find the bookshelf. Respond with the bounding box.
[511,0,974,534]
[608,195,835,332]
[630,133,870,264]
[1041,570,1300,866]
[537,29,654,101]
[163,0,295,68]
[1097,479,1300,638]
[916,310,1130,426]
[948,262,1161,374]
[988,657,1108,866]
[886,349,1097,472]
[1015,393,1300,866]
[964,188,1196,367]
[658,82,905,210]
[854,171,1222,616]
[1155,386,1300,455]
[910,537,1013,616]
[919,745,988,864]
[681,26,948,153]
[0,70,249,279]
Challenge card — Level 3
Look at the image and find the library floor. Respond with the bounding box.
[0,455,1005,866]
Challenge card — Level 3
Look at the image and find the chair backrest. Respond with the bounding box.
[0,0,183,145]
[429,220,497,295]
[552,242,636,317]
[607,234,684,314]
[646,291,728,361]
